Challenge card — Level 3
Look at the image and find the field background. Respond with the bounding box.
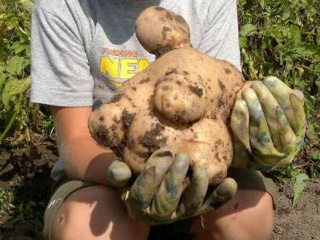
[0,0,319,239]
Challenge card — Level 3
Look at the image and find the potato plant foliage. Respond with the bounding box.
[0,0,32,144]
[0,0,54,145]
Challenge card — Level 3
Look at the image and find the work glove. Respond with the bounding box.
[230,76,306,169]
[107,147,237,225]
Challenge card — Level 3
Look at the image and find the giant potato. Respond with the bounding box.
[88,6,245,185]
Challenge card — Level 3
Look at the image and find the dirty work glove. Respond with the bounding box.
[107,147,237,225]
[230,76,306,169]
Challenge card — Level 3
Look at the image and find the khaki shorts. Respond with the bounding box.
[43,168,278,240]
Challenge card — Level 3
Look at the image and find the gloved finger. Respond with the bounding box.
[290,91,307,137]
[250,81,297,149]
[127,166,160,217]
[252,149,287,167]
[107,161,132,188]
[127,149,174,215]
[199,177,237,213]
[263,76,305,134]
[144,147,175,170]
[275,106,298,149]
[241,88,286,166]
[235,81,254,99]
[241,88,274,151]
[150,153,190,220]
[230,99,250,152]
[230,99,252,168]
[175,168,209,218]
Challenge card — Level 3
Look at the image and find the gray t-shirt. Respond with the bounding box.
[30,0,241,180]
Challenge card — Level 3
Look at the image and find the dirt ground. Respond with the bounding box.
[0,139,319,240]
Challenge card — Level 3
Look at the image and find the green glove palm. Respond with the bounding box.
[231,76,306,169]
[107,147,237,225]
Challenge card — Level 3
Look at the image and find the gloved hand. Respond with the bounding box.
[230,76,306,169]
[107,147,237,225]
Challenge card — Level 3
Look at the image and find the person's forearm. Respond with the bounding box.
[52,106,119,186]
[59,134,117,185]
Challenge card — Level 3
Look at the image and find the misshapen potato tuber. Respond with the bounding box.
[88,6,245,185]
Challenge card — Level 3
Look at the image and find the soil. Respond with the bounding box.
[0,139,58,240]
[0,98,319,240]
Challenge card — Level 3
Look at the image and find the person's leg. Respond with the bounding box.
[190,190,274,240]
[51,185,150,240]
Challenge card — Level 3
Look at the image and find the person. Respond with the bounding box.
[30,0,306,239]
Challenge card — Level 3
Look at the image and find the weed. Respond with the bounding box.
[292,173,309,207]
[238,0,320,99]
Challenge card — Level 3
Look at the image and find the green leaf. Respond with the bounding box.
[5,56,29,76]
[7,78,31,96]
[240,24,257,37]
[0,74,6,92]
[7,17,19,31]
[289,26,301,45]
[303,92,315,117]
[11,42,27,55]
[17,26,31,42]
[269,28,284,42]
[292,173,309,207]
[2,78,31,108]
[306,123,320,143]
[19,0,35,12]
[282,11,291,22]
[310,150,320,160]
[239,36,247,48]
[259,0,265,9]
[303,45,319,56]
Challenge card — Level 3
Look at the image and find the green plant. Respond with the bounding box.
[0,0,35,145]
[292,173,309,207]
[0,187,15,222]
[238,0,319,104]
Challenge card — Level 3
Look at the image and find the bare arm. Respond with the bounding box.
[52,106,117,185]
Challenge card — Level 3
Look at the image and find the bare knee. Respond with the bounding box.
[191,190,274,240]
[51,185,150,240]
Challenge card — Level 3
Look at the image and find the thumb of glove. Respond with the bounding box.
[107,161,132,188]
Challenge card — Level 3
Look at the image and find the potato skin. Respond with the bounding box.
[135,6,192,57]
[88,47,244,185]
[88,6,245,185]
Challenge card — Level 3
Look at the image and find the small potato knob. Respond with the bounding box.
[153,74,207,123]
[135,6,192,56]
[88,104,125,147]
